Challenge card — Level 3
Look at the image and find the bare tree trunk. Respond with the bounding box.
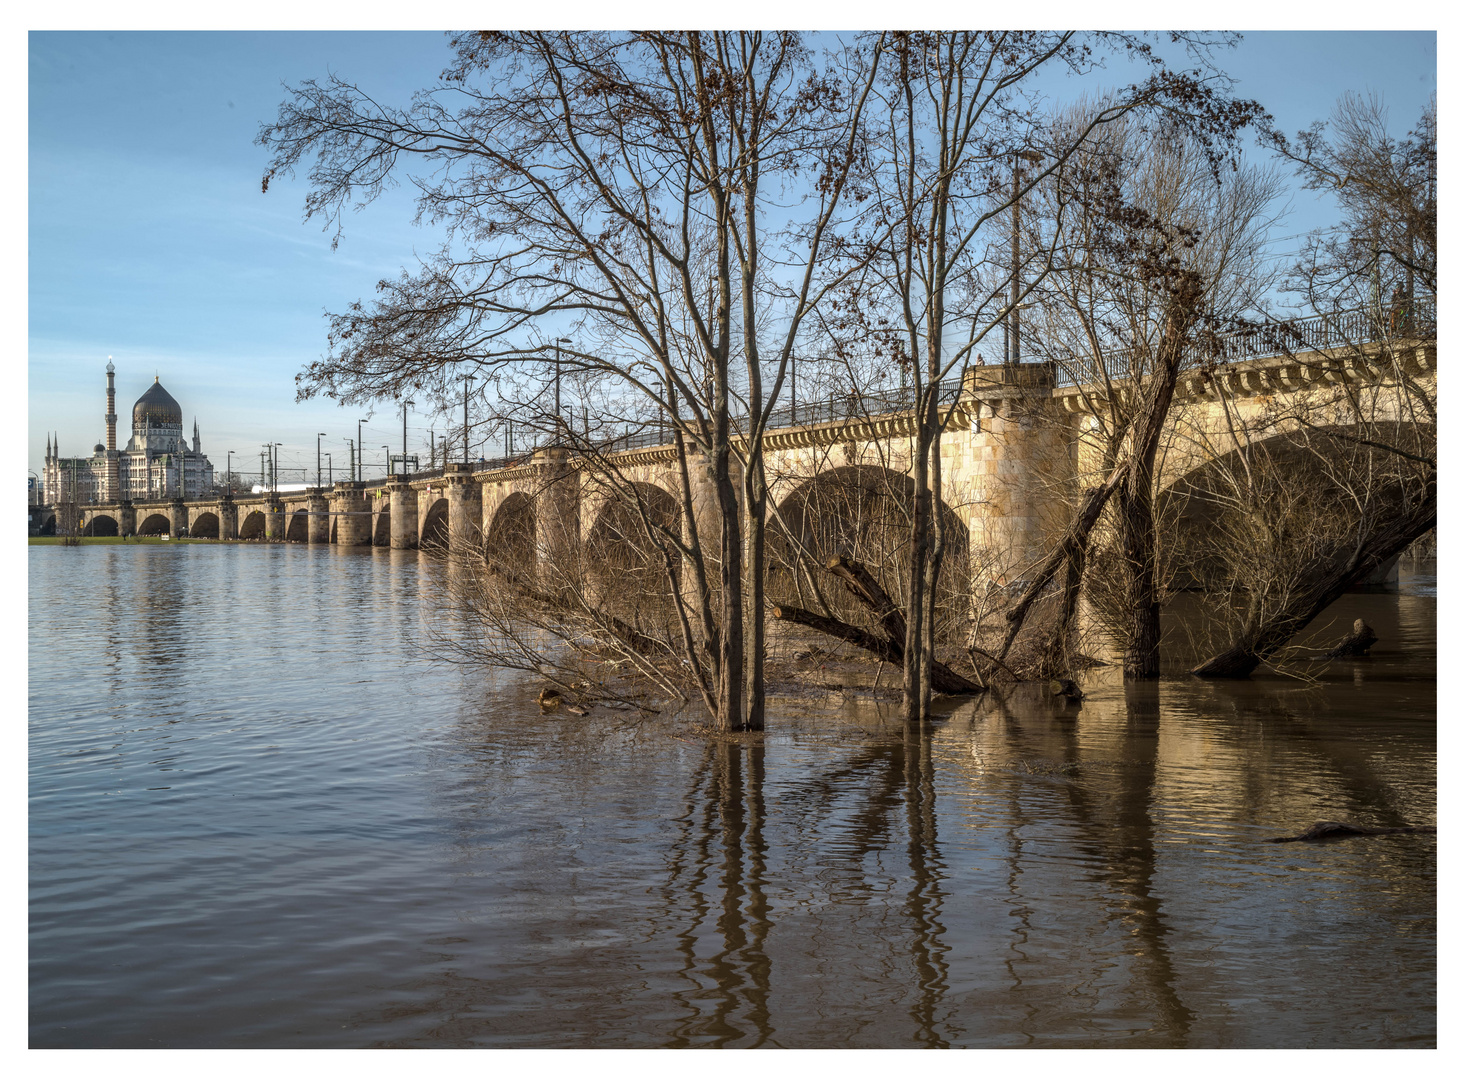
[996,458,1128,665]
[1118,280,1201,680]
[902,405,936,723]
[743,457,767,731]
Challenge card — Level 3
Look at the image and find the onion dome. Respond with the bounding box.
[94,443,105,454]
[133,377,182,426]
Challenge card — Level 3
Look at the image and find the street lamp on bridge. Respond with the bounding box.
[317,433,327,490]
[462,373,475,465]
[553,338,571,435]
[401,400,414,480]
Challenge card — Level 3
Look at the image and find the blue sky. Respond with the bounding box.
[28,30,1437,486]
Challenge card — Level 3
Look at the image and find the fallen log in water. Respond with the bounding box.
[772,602,983,695]
[1265,820,1436,843]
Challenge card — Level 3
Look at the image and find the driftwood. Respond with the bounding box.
[1265,820,1436,843]
[824,555,908,646]
[1324,618,1379,658]
[772,599,983,696]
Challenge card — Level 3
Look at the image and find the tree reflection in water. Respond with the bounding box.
[663,724,952,1047]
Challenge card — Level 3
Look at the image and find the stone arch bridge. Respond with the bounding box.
[63,336,1433,586]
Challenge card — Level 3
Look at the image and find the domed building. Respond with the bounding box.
[43,361,214,503]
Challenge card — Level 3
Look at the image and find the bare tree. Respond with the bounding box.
[260,32,884,730]
[1181,95,1437,677]
[835,32,1265,717]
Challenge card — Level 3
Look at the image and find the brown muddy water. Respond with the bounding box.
[28,544,1435,1047]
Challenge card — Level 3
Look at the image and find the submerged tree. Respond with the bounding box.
[1000,111,1283,680]
[260,32,885,730]
[1181,95,1437,677]
[835,32,1266,712]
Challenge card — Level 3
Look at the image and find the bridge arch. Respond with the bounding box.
[484,492,535,569]
[373,507,391,547]
[286,508,309,542]
[238,510,266,540]
[137,512,171,536]
[1158,421,1434,591]
[585,482,681,591]
[420,497,449,551]
[82,514,119,537]
[37,512,56,536]
[770,464,971,640]
[190,511,219,539]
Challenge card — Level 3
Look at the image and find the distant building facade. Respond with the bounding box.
[42,361,214,504]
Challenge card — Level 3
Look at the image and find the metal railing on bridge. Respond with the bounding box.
[386,300,1434,480]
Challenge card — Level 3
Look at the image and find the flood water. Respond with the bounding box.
[29,544,1436,1048]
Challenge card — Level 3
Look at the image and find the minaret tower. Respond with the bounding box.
[104,358,119,501]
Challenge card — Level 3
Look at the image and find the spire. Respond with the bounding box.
[46,433,51,458]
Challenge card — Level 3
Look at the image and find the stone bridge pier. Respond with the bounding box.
[264,503,285,542]
[533,448,580,572]
[307,494,330,544]
[331,486,372,546]
[445,464,481,550]
[964,369,1080,579]
[118,502,136,538]
[389,484,418,549]
[218,500,239,540]
[170,499,189,538]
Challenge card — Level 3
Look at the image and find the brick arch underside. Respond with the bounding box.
[770,464,970,639]
[138,513,171,536]
[420,498,449,550]
[82,514,119,537]
[190,512,220,538]
[1158,421,1434,591]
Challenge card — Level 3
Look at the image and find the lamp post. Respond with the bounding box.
[326,453,333,488]
[462,373,475,465]
[347,438,356,486]
[273,443,282,497]
[553,338,571,433]
[317,433,327,490]
[226,450,234,496]
[401,400,414,479]
[357,419,368,482]
[1008,149,1042,366]
[381,445,390,482]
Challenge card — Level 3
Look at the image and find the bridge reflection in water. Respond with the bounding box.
[28,523,1434,1049]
